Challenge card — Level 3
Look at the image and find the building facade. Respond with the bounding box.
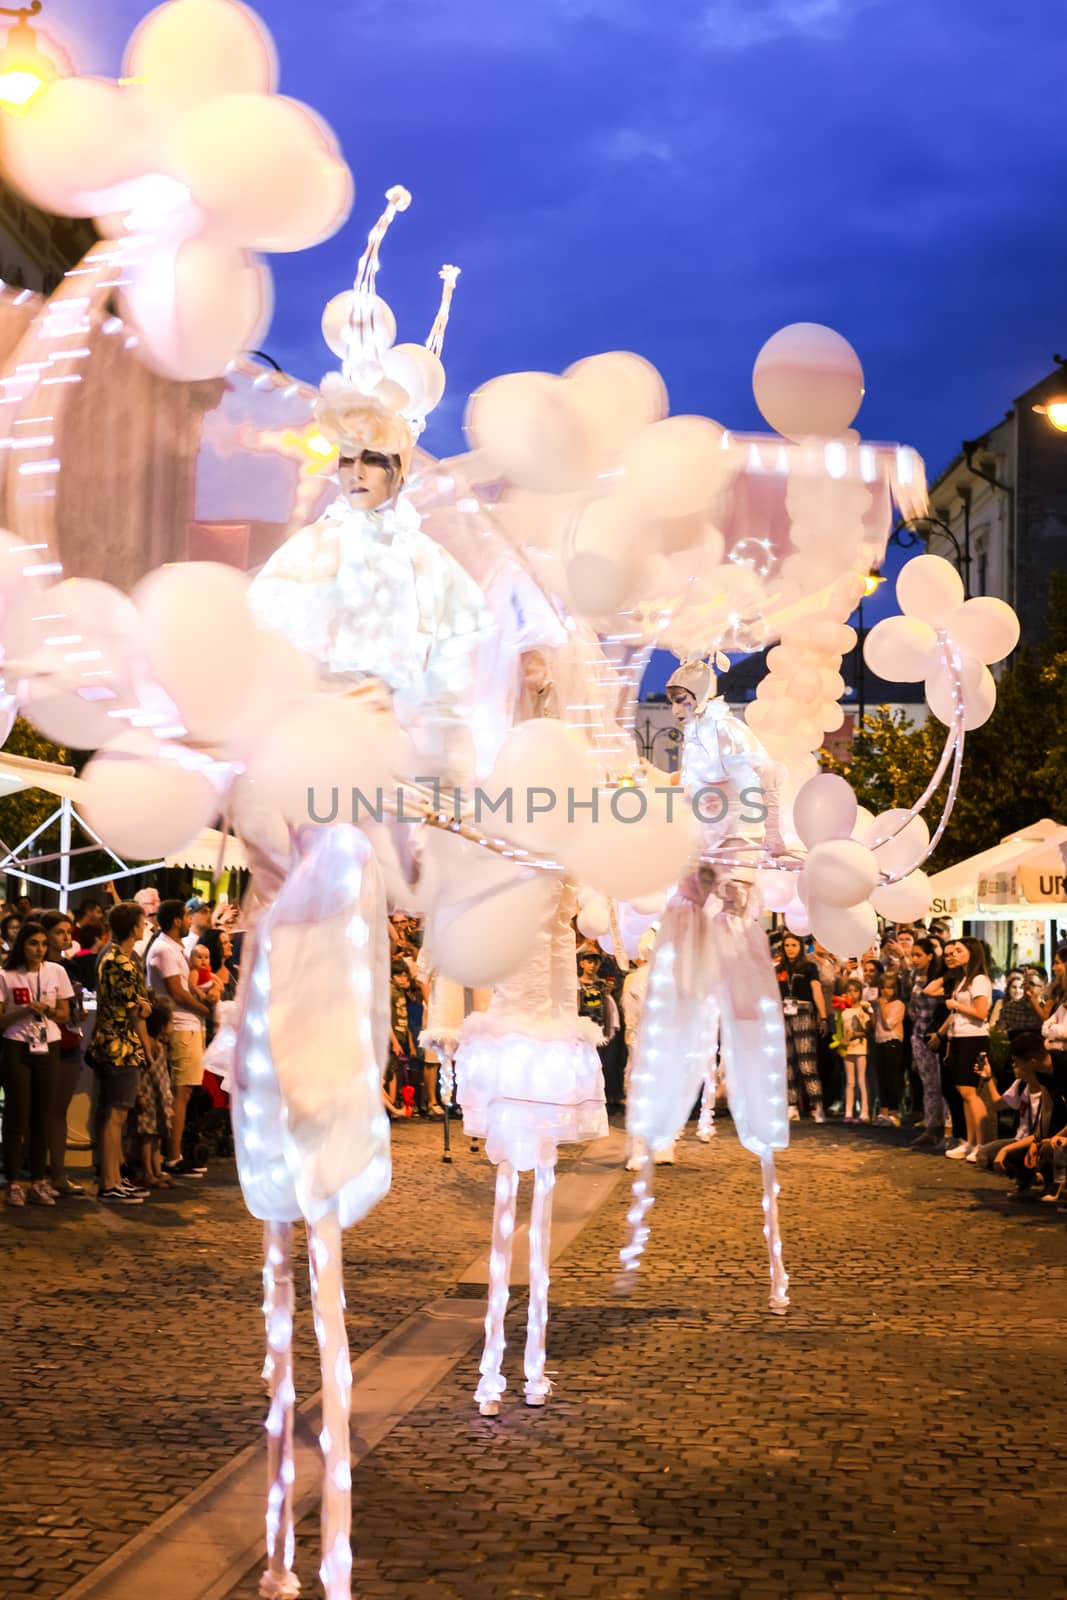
[923,363,1067,644]
[0,177,95,294]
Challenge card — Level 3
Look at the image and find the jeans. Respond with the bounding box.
[1,1038,59,1184]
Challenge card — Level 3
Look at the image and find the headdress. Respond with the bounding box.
[665,657,715,715]
[315,186,460,478]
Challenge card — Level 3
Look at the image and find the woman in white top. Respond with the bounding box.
[941,937,993,1160]
[0,919,73,1207]
[1039,943,1067,1104]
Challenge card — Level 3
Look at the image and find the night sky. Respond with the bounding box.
[36,0,1067,678]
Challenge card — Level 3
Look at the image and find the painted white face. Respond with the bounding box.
[666,687,698,725]
[338,450,396,511]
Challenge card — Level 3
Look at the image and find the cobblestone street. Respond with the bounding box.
[4,1119,1066,1600]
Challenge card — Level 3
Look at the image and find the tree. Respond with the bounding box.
[0,718,69,886]
[824,574,1067,872]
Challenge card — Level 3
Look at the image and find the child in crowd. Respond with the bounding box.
[190,944,223,1004]
[136,1000,176,1188]
[974,1032,1060,1183]
[841,978,872,1122]
[873,972,906,1126]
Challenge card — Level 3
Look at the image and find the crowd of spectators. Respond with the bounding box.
[0,885,241,1206]
[2,881,1065,1215]
[771,921,1067,1204]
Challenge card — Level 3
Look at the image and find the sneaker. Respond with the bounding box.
[945,1142,973,1160]
[39,1179,60,1200]
[965,1148,980,1164]
[52,1178,86,1196]
[163,1158,207,1179]
[812,1108,826,1124]
[427,1105,445,1118]
[27,1182,56,1206]
[98,1186,145,1205]
[119,1178,152,1198]
[6,1182,26,1207]
[788,1107,800,1122]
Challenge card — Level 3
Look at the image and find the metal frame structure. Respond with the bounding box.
[0,794,162,909]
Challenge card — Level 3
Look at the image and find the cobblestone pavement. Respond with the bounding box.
[0,1119,501,1600]
[5,1120,1067,1600]
[224,1124,1067,1600]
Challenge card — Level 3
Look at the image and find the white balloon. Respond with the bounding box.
[629,890,667,916]
[466,372,593,493]
[792,772,858,847]
[243,694,409,825]
[555,787,698,902]
[576,897,611,939]
[82,740,220,859]
[852,804,875,841]
[862,614,938,683]
[122,237,272,382]
[809,898,878,959]
[871,870,932,923]
[784,895,811,937]
[896,554,965,626]
[422,836,561,988]
[381,343,446,417]
[23,685,121,750]
[125,0,279,113]
[45,578,142,644]
[800,838,880,908]
[622,415,727,519]
[487,719,592,849]
[925,654,997,731]
[321,292,396,360]
[564,351,668,463]
[0,76,135,217]
[757,868,797,913]
[134,562,262,740]
[863,809,930,877]
[946,596,1020,666]
[563,491,647,616]
[753,323,864,440]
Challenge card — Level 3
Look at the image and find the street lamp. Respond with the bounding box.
[0,3,62,112]
[1033,399,1067,433]
[890,512,969,596]
[854,569,885,734]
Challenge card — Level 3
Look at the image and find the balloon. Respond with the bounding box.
[45,578,142,644]
[753,323,864,440]
[800,838,880,908]
[555,788,698,902]
[125,0,279,113]
[896,554,964,626]
[466,372,593,493]
[792,772,858,847]
[565,351,668,463]
[23,685,121,750]
[809,899,878,959]
[168,92,351,251]
[757,868,797,913]
[629,890,668,916]
[621,416,727,519]
[243,694,410,825]
[863,809,930,877]
[422,838,561,988]
[784,895,811,937]
[0,689,14,750]
[576,897,611,939]
[946,597,1020,666]
[134,562,263,739]
[925,654,996,731]
[852,804,875,841]
[486,719,592,850]
[381,343,446,417]
[322,292,396,360]
[871,870,933,923]
[863,614,938,683]
[81,739,220,859]
[563,492,646,615]
[122,236,272,382]
[0,77,135,217]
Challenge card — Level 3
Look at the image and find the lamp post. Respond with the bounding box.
[890,511,970,597]
[0,2,60,112]
[854,570,885,737]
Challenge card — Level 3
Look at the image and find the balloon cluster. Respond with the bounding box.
[0,0,352,380]
[863,555,1020,730]
[747,610,858,765]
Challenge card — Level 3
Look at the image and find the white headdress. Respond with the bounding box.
[316,185,460,475]
[666,657,715,715]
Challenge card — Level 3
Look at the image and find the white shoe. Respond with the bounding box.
[965,1148,979,1164]
[788,1106,800,1122]
[812,1108,826,1124]
[945,1142,973,1160]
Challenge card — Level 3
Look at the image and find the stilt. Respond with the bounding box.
[307,1213,353,1600]
[440,1052,454,1165]
[697,1061,717,1142]
[614,1148,655,1296]
[760,1153,790,1315]
[523,1162,556,1405]
[474,1161,519,1415]
[260,1222,300,1600]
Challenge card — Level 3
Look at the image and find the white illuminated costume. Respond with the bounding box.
[622,867,791,1313]
[667,658,781,847]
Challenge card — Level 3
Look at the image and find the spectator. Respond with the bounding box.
[0,919,73,1206]
[872,973,906,1126]
[860,957,884,1005]
[811,939,844,1114]
[1039,943,1067,1101]
[146,899,212,1178]
[577,949,622,1107]
[941,936,993,1161]
[0,910,21,957]
[72,897,107,954]
[190,943,224,1004]
[387,958,415,1119]
[136,1001,176,1188]
[907,937,949,1150]
[133,886,161,959]
[992,969,1041,1039]
[181,897,213,959]
[973,1033,1059,1174]
[39,910,87,1196]
[90,902,154,1204]
[776,933,827,1123]
[839,977,872,1122]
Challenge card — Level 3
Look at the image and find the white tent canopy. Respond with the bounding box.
[0,752,246,902]
[928,818,1067,920]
